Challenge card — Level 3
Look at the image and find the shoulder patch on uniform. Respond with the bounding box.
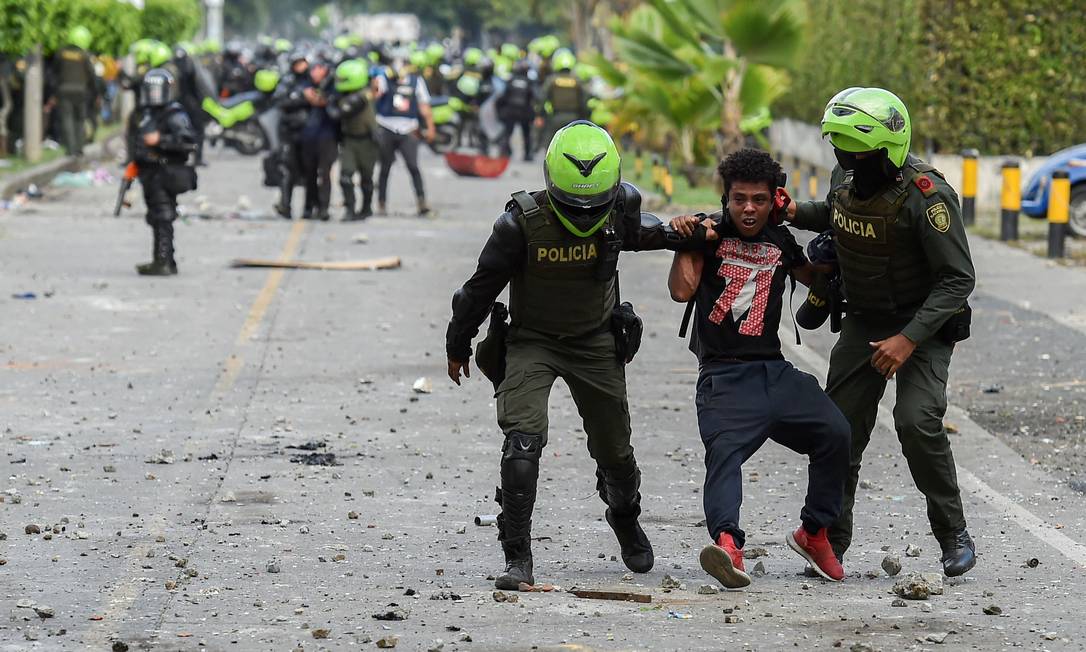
[926,202,951,233]
[913,174,937,197]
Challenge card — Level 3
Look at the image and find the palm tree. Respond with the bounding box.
[609,0,804,159]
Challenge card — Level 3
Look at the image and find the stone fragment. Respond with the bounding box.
[312,628,330,639]
[904,544,922,557]
[376,635,398,648]
[492,591,518,603]
[983,604,1002,616]
[660,574,682,589]
[881,555,902,577]
[751,561,766,577]
[697,584,719,595]
[347,511,359,519]
[412,377,433,394]
[892,573,942,600]
[891,598,906,607]
[742,547,768,559]
[266,561,281,574]
[25,524,41,535]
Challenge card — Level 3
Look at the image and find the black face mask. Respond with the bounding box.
[834,148,898,199]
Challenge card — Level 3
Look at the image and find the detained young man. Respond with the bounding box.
[667,149,851,588]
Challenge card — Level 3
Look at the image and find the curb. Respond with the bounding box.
[1,133,121,199]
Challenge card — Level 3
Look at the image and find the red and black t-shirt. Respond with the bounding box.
[689,219,806,365]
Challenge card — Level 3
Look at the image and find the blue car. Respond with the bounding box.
[1021,143,1086,237]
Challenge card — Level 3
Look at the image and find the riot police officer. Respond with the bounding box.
[786,87,977,577]
[327,59,378,221]
[47,26,96,156]
[272,53,311,219]
[446,121,709,590]
[496,59,539,161]
[537,49,588,155]
[298,58,338,221]
[132,69,198,276]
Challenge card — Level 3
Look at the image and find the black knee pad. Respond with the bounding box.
[501,431,542,492]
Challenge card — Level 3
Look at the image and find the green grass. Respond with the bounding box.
[622,153,722,211]
[0,122,123,180]
[970,208,1086,265]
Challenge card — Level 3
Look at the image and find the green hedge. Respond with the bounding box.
[139,0,202,45]
[775,0,1086,156]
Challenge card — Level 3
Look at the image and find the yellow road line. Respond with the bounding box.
[84,220,308,647]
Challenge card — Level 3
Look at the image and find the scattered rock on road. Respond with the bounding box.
[983,604,1002,615]
[881,555,902,576]
[905,544,922,557]
[660,574,682,589]
[376,635,398,648]
[893,573,943,600]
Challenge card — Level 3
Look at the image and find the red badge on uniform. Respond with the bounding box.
[914,175,934,192]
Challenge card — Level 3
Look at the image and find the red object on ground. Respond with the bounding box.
[444,152,510,178]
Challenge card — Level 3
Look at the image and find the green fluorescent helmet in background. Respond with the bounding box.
[274,38,292,53]
[552,48,576,72]
[333,35,351,51]
[334,59,369,92]
[132,38,155,64]
[821,87,912,168]
[463,47,484,67]
[456,73,480,97]
[426,42,445,65]
[148,41,172,68]
[500,43,520,60]
[543,120,622,238]
[409,50,428,69]
[254,69,280,93]
[69,26,92,51]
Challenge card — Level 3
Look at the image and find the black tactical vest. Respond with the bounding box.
[832,160,941,314]
[55,47,90,96]
[509,191,618,337]
[548,74,582,114]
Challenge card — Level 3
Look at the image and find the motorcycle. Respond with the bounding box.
[427,95,463,155]
[202,91,278,156]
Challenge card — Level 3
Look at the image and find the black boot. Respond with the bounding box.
[597,464,654,573]
[340,181,359,221]
[940,529,976,577]
[276,183,293,220]
[495,487,535,590]
[358,186,374,219]
[136,223,176,276]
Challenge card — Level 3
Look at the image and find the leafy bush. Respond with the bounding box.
[775,0,1086,156]
[140,0,202,44]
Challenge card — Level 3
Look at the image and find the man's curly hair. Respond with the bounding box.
[718,148,783,196]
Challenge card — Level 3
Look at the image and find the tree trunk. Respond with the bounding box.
[23,44,44,163]
[571,0,600,53]
[716,45,745,161]
[0,61,12,155]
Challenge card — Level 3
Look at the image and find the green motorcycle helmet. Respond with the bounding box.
[821,87,911,168]
[147,41,172,67]
[543,120,622,238]
[552,48,577,72]
[132,38,155,64]
[463,47,484,68]
[201,39,221,54]
[574,62,597,82]
[254,69,280,93]
[456,73,481,98]
[334,59,369,92]
[68,26,92,51]
[274,38,292,54]
[425,43,445,65]
[409,50,428,69]
[500,43,520,60]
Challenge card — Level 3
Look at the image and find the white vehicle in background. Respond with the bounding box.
[342,13,420,44]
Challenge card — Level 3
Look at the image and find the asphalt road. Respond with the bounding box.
[2,146,1084,651]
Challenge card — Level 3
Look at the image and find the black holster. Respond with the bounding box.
[611,301,643,364]
[938,303,971,344]
[475,302,510,388]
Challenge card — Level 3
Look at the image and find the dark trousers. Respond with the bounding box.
[695,360,850,548]
[376,127,424,204]
[825,315,965,556]
[277,137,303,215]
[300,136,337,216]
[138,171,179,263]
[500,115,533,160]
[56,93,88,156]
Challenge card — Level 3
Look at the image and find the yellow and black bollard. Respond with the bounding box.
[651,156,662,193]
[662,160,675,204]
[791,157,802,198]
[807,165,818,200]
[999,160,1020,241]
[961,149,978,226]
[1047,170,1071,259]
[634,148,644,178]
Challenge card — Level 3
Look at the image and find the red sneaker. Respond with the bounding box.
[699,532,751,588]
[787,526,844,582]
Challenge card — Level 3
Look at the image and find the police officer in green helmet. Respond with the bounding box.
[48,25,96,156]
[447,121,710,590]
[537,49,588,156]
[785,87,977,577]
[327,59,378,220]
